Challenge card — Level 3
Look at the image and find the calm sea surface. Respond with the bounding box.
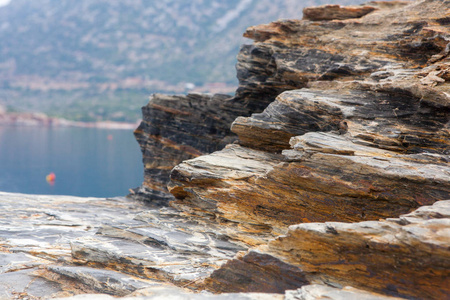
[0,125,144,197]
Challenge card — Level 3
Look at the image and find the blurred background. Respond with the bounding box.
[0,0,366,123]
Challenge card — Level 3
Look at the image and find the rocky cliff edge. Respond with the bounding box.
[137,0,450,298]
[0,1,449,299]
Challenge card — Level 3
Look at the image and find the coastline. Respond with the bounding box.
[0,111,140,130]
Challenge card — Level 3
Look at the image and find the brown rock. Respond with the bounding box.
[131,1,450,298]
[269,200,450,299]
[170,135,450,231]
[132,93,239,202]
[170,0,450,231]
[203,250,308,294]
[136,0,450,204]
[302,5,377,21]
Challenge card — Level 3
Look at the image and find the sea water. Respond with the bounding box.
[0,125,143,197]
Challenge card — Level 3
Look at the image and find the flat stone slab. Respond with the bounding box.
[49,266,164,296]
[285,285,403,300]
[0,192,247,298]
[0,268,64,299]
[53,284,403,300]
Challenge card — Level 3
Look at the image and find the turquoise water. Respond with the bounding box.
[0,125,143,197]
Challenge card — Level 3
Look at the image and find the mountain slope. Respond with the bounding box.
[0,0,368,121]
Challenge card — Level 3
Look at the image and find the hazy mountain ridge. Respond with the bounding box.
[0,0,367,121]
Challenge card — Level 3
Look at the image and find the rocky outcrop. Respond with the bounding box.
[204,200,450,299]
[169,0,450,232]
[132,93,240,201]
[165,0,450,298]
[135,0,450,204]
[1,191,446,299]
[1,0,449,299]
[268,200,450,299]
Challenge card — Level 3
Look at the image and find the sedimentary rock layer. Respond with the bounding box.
[0,192,247,298]
[165,2,450,297]
[170,87,450,231]
[170,138,450,232]
[134,0,450,203]
[169,0,450,231]
[133,93,239,201]
[269,200,450,299]
[204,200,450,299]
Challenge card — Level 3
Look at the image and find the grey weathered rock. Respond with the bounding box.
[54,284,403,300]
[285,285,403,300]
[3,190,435,299]
[0,192,247,298]
[56,289,283,300]
[48,266,160,296]
[52,284,406,300]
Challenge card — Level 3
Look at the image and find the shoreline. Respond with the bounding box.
[0,111,140,130]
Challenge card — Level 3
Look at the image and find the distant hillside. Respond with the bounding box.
[0,0,367,122]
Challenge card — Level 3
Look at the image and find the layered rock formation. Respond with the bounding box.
[168,0,450,298]
[205,200,450,299]
[132,93,239,201]
[168,0,450,227]
[1,0,449,299]
[0,192,446,299]
[269,201,450,299]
